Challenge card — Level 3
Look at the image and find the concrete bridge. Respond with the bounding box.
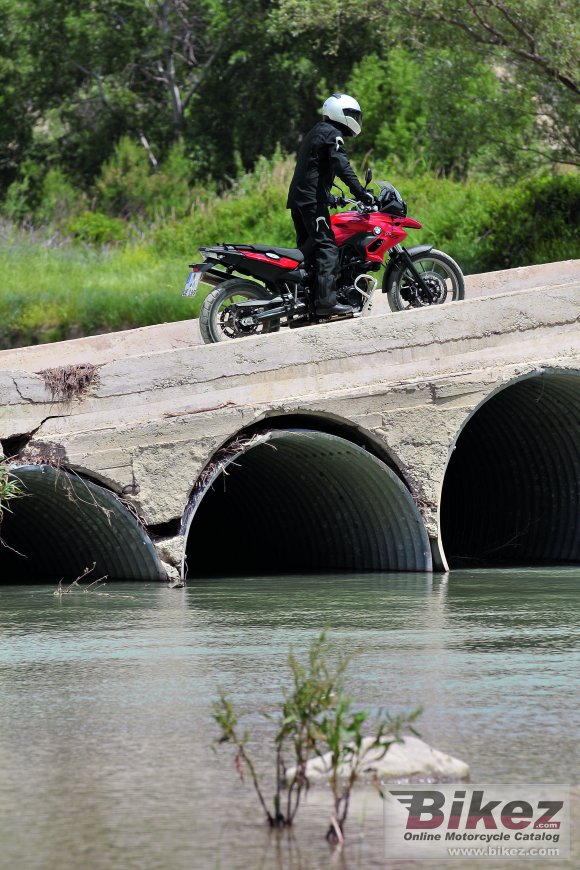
[1,261,579,583]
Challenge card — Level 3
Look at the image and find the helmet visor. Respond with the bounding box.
[343,108,362,125]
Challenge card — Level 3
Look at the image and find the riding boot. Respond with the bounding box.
[316,274,337,308]
[315,275,353,316]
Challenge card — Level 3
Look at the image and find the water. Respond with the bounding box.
[1,568,579,869]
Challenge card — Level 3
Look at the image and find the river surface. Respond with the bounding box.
[1,568,579,870]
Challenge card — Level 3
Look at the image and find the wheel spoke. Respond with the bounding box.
[215,290,268,339]
[388,251,463,313]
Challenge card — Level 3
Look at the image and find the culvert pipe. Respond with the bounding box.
[0,465,166,582]
[440,371,580,567]
[183,430,432,577]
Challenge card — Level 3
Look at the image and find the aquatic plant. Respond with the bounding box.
[213,629,421,842]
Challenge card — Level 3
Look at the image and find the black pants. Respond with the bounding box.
[291,204,339,308]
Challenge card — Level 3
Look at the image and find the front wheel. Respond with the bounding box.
[385,249,465,312]
[199,279,279,343]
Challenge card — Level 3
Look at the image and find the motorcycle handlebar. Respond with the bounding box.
[329,194,379,212]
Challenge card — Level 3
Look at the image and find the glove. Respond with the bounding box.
[360,190,375,206]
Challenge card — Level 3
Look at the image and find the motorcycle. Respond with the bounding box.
[182,169,465,343]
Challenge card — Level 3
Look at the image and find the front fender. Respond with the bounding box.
[381,244,433,292]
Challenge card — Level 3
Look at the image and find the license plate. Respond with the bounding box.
[182,269,203,298]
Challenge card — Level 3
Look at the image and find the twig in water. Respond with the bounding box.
[53,562,107,596]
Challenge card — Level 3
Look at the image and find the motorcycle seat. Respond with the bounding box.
[235,244,304,263]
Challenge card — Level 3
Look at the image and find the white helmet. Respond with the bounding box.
[322,93,362,136]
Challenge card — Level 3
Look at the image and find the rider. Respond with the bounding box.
[287,93,374,316]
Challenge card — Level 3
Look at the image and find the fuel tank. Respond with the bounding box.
[331,210,422,262]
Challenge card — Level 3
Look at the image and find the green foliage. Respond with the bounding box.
[346,51,427,173]
[476,173,580,271]
[213,630,420,839]
[2,163,85,225]
[0,462,23,524]
[347,48,539,179]
[396,0,579,97]
[381,170,501,273]
[274,0,579,96]
[95,138,196,220]
[0,0,36,195]
[66,212,129,246]
[213,630,348,829]
[1,160,45,222]
[273,0,580,169]
[95,138,153,218]
[35,169,85,225]
[1,0,577,215]
[317,700,422,841]
[0,242,196,348]
[153,153,296,257]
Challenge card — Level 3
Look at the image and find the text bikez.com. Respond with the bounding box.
[385,786,568,859]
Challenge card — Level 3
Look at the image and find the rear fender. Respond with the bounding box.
[381,244,433,292]
[187,261,232,288]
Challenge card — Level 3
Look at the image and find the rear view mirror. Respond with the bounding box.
[364,167,373,187]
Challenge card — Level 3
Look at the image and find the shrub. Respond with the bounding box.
[213,630,421,842]
[35,169,85,225]
[1,159,45,223]
[95,137,153,218]
[66,211,129,245]
[153,154,295,256]
[475,173,580,271]
[96,137,200,221]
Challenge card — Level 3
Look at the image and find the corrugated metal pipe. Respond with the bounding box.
[183,430,432,577]
[441,371,580,567]
[0,465,166,582]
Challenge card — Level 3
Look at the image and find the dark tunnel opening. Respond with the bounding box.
[184,430,432,577]
[440,371,580,567]
[239,413,407,482]
[0,465,166,583]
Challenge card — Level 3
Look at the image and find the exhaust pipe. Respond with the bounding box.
[201,270,226,288]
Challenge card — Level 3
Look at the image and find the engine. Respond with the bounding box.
[337,273,378,312]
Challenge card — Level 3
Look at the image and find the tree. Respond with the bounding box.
[0,1,37,192]
[28,1,234,153]
[397,0,578,96]
[271,0,580,168]
[0,0,250,187]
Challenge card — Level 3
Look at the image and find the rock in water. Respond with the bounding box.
[285,735,469,784]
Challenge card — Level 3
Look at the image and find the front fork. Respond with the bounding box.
[390,244,436,302]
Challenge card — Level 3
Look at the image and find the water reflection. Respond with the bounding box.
[0,568,579,869]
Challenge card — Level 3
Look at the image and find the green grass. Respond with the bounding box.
[0,461,24,520]
[0,241,204,348]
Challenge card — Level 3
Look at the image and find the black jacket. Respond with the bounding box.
[286,120,367,209]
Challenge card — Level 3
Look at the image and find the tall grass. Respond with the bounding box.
[0,237,201,348]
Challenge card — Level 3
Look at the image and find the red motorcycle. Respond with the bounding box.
[183,170,464,343]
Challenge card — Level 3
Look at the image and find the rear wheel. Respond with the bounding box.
[199,279,279,343]
[386,249,465,312]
